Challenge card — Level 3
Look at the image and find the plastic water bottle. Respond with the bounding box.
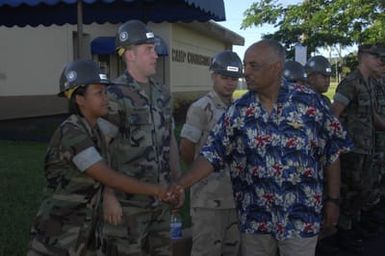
[170,210,183,240]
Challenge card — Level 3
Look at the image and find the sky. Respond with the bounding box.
[217,0,303,59]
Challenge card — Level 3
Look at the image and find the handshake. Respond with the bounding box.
[156,182,185,208]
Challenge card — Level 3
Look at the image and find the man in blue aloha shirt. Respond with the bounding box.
[171,39,352,256]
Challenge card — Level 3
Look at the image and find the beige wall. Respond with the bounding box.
[170,24,226,93]
[0,25,72,96]
[0,22,237,120]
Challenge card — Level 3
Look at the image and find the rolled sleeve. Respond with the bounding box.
[180,123,202,143]
[72,146,104,172]
[333,92,350,106]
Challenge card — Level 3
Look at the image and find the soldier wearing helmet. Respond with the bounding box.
[366,43,385,240]
[102,20,182,255]
[179,50,242,256]
[283,60,307,85]
[331,43,385,253]
[27,60,170,255]
[305,56,332,103]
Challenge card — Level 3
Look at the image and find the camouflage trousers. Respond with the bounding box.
[191,207,241,256]
[338,152,376,229]
[101,204,171,256]
[26,207,101,256]
[26,223,101,256]
[365,151,385,208]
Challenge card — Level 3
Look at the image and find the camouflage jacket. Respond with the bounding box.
[180,90,235,209]
[105,71,173,208]
[333,69,376,154]
[375,78,385,151]
[29,114,108,255]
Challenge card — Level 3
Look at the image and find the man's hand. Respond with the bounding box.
[161,182,185,208]
[324,201,340,228]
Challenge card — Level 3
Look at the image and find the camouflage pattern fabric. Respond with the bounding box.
[180,90,240,255]
[333,70,377,229]
[103,71,173,255]
[181,90,235,209]
[373,79,385,200]
[333,69,376,154]
[101,204,171,256]
[338,152,375,229]
[27,115,109,256]
[190,208,240,256]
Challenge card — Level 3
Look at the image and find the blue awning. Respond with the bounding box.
[91,35,169,56]
[0,0,226,27]
[91,37,116,55]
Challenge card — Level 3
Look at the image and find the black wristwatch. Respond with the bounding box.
[326,196,341,206]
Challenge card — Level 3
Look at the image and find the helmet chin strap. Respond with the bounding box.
[64,86,79,99]
[117,47,126,57]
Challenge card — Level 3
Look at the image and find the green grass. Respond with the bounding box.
[324,81,338,101]
[0,141,46,256]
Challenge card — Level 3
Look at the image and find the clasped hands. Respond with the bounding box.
[157,182,185,208]
[103,182,185,225]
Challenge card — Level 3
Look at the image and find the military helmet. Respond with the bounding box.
[359,43,385,63]
[283,60,307,83]
[115,20,155,56]
[58,59,110,98]
[209,50,243,78]
[305,55,332,76]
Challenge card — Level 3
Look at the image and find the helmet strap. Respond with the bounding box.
[64,86,79,99]
[117,47,126,57]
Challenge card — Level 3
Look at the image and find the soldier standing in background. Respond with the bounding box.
[101,20,182,255]
[305,55,333,105]
[179,50,243,256]
[303,55,338,254]
[367,45,385,235]
[283,60,307,85]
[331,44,385,254]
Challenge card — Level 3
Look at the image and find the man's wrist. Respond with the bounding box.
[325,196,341,206]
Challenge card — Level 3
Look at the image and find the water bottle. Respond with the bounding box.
[170,209,183,240]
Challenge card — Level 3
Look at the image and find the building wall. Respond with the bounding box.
[170,24,225,93]
[0,22,233,120]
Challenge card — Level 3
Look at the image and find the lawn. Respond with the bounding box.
[0,141,46,256]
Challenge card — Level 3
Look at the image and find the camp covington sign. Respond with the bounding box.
[171,49,212,66]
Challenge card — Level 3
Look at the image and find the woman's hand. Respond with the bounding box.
[103,190,123,225]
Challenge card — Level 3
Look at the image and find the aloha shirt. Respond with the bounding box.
[201,81,352,240]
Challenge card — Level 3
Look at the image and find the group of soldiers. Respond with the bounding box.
[25,16,385,256]
[283,44,385,254]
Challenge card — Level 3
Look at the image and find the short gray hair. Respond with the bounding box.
[261,39,286,64]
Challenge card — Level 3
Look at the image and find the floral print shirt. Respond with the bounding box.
[201,81,352,240]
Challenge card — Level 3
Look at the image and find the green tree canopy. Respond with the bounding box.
[242,0,385,55]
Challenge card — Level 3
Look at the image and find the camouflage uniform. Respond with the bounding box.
[102,71,173,256]
[374,78,385,201]
[180,90,240,256]
[333,69,377,229]
[27,114,109,256]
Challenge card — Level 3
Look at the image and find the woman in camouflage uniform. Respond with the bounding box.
[27,60,172,256]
